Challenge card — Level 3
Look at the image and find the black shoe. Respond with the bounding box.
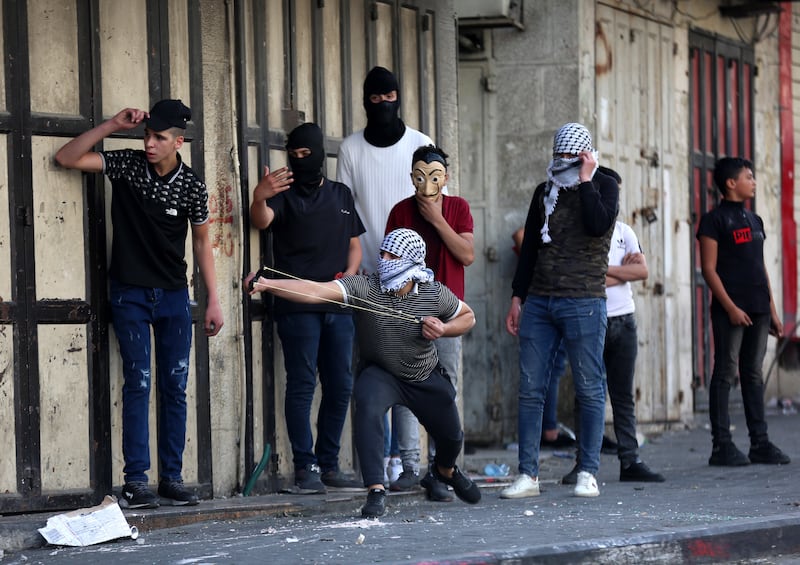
[321,470,364,491]
[361,488,387,518]
[561,463,579,485]
[431,465,481,504]
[295,463,327,494]
[120,482,159,509]
[749,441,791,465]
[389,468,420,492]
[709,442,750,466]
[620,461,665,482]
[420,470,454,502]
[158,479,199,506]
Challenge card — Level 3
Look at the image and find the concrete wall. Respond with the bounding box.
[199,0,244,497]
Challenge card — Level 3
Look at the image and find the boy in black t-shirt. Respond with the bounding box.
[697,157,789,467]
[55,100,224,509]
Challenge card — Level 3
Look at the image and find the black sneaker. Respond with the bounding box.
[321,470,364,492]
[389,468,420,492]
[749,441,791,465]
[295,463,327,494]
[709,442,750,466]
[361,488,387,518]
[620,461,665,482]
[431,465,481,504]
[561,463,579,485]
[120,482,159,509]
[158,479,199,506]
[420,470,454,502]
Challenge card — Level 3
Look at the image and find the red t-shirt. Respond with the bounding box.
[385,195,474,300]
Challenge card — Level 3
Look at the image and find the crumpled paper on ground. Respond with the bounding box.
[38,495,138,546]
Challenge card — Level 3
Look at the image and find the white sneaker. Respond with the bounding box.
[574,471,599,497]
[383,457,390,484]
[500,474,540,499]
[387,457,402,483]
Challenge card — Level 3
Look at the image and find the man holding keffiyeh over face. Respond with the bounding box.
[501,122,619,500]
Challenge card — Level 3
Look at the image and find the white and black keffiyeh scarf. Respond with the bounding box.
[377,228,434,293]
[541,123,599,243]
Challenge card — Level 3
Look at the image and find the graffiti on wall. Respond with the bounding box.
[208,183,235,257]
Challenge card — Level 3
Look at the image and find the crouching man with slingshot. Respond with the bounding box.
[246,228,481,518]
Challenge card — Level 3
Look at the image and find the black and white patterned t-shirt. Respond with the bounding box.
[335,274,461,382]
[101,149,208,289]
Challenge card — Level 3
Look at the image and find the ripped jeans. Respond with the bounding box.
[111,280,192,484]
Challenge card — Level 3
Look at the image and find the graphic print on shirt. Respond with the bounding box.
[733,227,752,244]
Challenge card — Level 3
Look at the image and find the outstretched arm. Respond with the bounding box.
[55,108,148,172]
[246,272,345,305]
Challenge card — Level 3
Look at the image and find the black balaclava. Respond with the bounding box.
[362,66,405,147]
[286,123,325,196]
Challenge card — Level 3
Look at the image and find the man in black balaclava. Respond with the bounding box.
[250,122,366,494]
[362,66,405,147]
[286,122,325,196]
[337,68,439,498]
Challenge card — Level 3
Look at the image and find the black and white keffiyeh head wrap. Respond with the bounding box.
[541,123,599,243]
[377,228,434,293]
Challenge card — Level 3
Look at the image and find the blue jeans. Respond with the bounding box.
[110,281,192,484]
[517,295,607,477]
[277,312,355,473]
[709,309,770,446]
[542,346,566,433]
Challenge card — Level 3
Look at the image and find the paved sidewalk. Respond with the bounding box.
[2,409,800,563]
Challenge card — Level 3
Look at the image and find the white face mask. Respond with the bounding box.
[411,161,447,199]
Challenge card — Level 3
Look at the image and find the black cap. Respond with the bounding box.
[146,99,191,131]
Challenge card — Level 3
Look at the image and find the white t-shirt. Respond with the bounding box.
[336,127,433,273]
[606,221,641,317]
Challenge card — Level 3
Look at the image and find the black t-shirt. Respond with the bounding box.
[101,149,208,289]
[267,178,365,315]
[696,199,771,314]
